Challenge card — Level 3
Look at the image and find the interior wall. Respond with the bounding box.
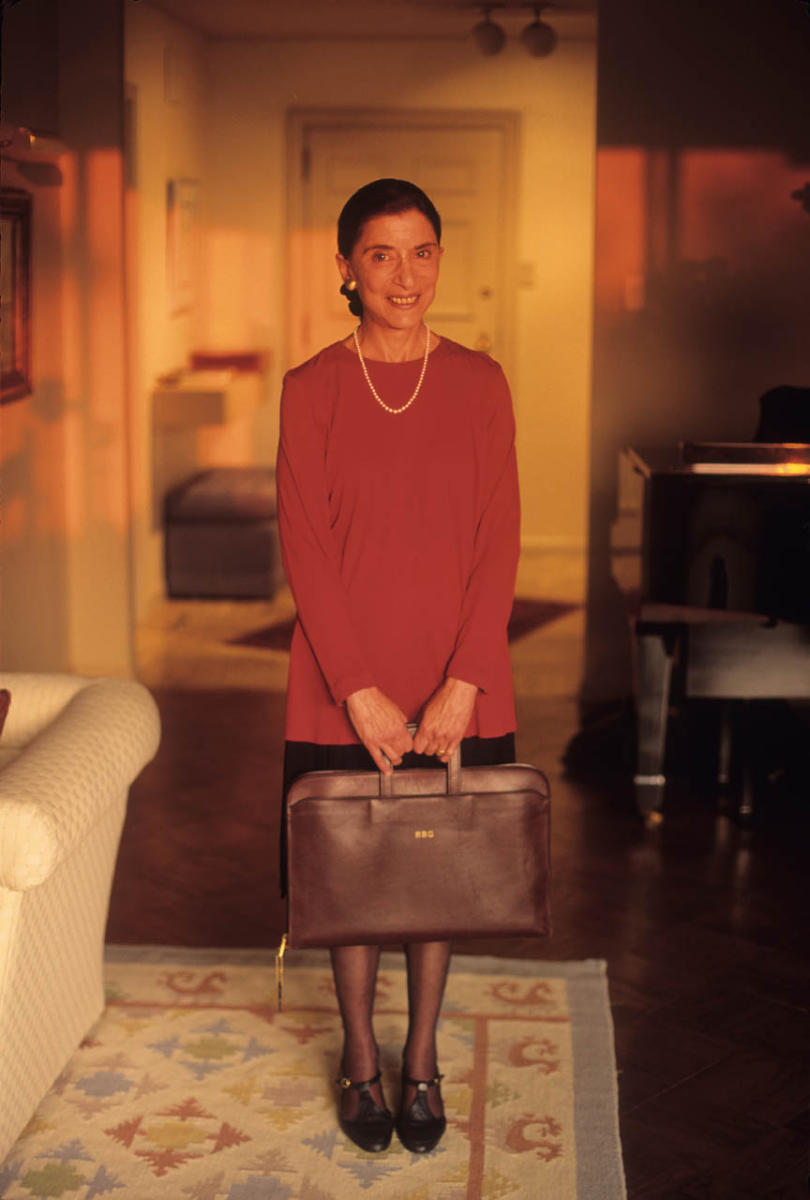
[0,0,133,677]
[203,30,598,557]
[1,155,70,670]
[583,0,810,707]
[124,1,209,618]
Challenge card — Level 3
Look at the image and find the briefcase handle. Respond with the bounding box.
[379,724,461,797]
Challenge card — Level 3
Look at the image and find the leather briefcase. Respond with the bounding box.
[284,748,551,950]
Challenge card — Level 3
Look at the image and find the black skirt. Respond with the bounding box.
[280,733,516,897]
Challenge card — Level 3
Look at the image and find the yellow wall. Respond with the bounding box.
[1,158,71,669]
[124,1,209,617]
[125,2,281,615]
[204,33,598,555]
[1,0,133,676]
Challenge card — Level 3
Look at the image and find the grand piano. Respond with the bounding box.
[612,442,810,824]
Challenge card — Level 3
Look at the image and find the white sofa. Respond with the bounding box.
[0,673,160,1162]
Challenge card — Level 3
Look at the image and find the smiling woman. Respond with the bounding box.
[275,177,521,1158]
[336,208,443,350]
[332,183,445,416]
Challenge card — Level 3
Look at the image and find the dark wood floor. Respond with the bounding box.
[107,685,810,1199]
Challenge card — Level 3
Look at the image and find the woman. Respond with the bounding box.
[276,179,520,1155]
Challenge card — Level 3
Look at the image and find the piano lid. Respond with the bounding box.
[626,444,810,478]
[682,442,810,470]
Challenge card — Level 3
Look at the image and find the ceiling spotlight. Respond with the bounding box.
[520,6,558,57]
[472,7,507,56]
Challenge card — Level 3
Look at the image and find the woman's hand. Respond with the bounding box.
[345,687,414,774]
[414,677,478,762]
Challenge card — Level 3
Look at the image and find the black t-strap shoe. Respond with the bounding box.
[335,1070,394,1153]
[396,1070,447,1154]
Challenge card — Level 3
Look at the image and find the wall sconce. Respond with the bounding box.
[471,4,559,58]
[471,7,507,56]
[0,122,65,159]
[520,6,558,57]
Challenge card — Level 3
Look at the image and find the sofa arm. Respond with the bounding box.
[0,678,160,891]
[0,673,92,748]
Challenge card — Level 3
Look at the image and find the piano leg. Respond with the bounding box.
[717,702,733,788]
[634,622,678,825]
[737,702,756,823]
[718,701,754,820]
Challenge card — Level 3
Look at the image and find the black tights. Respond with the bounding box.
[331,941,451,1117]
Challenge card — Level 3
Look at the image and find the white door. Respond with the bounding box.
[288,114,514,370]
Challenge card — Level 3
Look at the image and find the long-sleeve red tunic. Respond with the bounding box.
[276,336,520,744]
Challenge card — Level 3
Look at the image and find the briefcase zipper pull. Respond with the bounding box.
[275,933,288,1011]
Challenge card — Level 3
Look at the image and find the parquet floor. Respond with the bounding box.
[108,555,810,1199]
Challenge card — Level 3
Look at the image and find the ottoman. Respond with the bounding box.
[164,467,280,598]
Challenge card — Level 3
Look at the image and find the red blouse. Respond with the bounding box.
[276,336,520,744]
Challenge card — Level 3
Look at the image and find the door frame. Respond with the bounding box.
[285,107,520,383]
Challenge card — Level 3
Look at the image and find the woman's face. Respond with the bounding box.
[336,208,443,334]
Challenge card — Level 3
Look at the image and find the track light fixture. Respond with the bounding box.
[520,5,558,57]
[471,5,559,59]
[471,7,507,56]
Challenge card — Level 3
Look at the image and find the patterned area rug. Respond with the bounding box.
[1,950,625,1200]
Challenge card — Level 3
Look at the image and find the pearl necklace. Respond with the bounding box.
[352,324,431,415]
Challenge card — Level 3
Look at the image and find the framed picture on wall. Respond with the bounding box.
[166,177,199,316]
[1,188,32,404]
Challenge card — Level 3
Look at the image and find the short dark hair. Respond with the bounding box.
[337,179,442,317]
